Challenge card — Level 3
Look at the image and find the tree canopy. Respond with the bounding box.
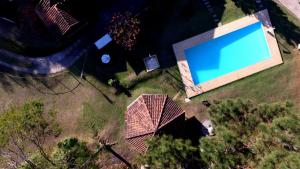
[19,137,98,169]
[0,100,61,168]
[199,99,300,169]
[138,135,198,169]
[140,100,300,169]
[108,11,141,51]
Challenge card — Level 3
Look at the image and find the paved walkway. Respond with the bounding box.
[276,0,300,20]
[0,39,89,75]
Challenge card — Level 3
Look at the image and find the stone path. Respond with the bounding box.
[276,0,300,20]
[0,39,89,75]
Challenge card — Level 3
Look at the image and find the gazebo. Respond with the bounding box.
[125,94,185,153]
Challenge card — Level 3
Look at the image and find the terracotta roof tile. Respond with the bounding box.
[125,97,155,139]
[127,133,153,153]
[142,94,167,128]
[158,97,185,129]
[35,0,79,36]
[125,94,184,153]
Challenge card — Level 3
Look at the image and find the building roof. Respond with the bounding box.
[35,0,80,37]
[125,94,185,153]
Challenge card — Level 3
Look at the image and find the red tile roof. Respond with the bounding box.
[125,94,185,153]
[35,0,79,37]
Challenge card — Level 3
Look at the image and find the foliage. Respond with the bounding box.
[18,153,51,169]
[257,150,300,169]
[108,12,140,51]
[138,135,198,169]
[19,137,98,169]
[0,100,61,168]
[199,99,300,169]
[51,137,98,169]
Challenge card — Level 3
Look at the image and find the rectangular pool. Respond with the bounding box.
[184,21,271,85]
[173,10,283,98]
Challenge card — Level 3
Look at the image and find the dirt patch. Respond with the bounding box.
[0,72,94,139]
[181,102,209,122]
[289,49,300,106]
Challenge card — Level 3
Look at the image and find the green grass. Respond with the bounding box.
[77,102,108,136]
[220,0,247,23]
[1,1,300,166]
[75,0,300,140]
[192,0,300,106]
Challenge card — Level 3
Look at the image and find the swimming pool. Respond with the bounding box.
[184,21,271,85]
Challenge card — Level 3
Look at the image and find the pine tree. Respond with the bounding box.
[138,135,198,169]
[199,99,299,168]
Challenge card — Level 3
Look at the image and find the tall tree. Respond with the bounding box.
[19,137,98,169]
[199,99,300,168]
[108,11,141,51]
[52,138,98,169]
[0,101,61,168]
[138,135,198,169]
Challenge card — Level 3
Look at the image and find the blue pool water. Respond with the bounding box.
[184,21,271,85]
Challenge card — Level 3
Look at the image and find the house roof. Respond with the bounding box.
[125,94,185,153]
[35,0,80,37]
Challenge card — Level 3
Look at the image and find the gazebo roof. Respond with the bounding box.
[35,0,80,37]
[125,94,185,153]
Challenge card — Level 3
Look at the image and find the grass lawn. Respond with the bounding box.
[0,0,300,166]
[193,0,300,105]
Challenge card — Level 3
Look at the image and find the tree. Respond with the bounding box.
[0,101,61,169]
[138,135,198,169]
[199,99,299,169]
[51,138,98,169]
[108,12,141,51]
[19,137,98,169]
[257,150,300,169]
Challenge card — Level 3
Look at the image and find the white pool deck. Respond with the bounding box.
[173,9,283,98]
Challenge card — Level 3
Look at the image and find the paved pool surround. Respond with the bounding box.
[173,9,283,98]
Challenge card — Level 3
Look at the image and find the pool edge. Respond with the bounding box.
[172,9,283,98]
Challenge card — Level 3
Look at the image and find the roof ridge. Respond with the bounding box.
[141,96,156,131]
[157,98,185,130]
[158,109,184,130]
[154,95,168,132]
[125,131,155,139]
[141,94,155,129]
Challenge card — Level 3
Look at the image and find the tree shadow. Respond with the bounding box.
[231,0,257,14]
[185,117,209,145]
[264,0,300,46]
[230,0,300,46]
[0,67,83,97]
[135,0,225,69]
[0,73,15,93]
[157,114,209,145]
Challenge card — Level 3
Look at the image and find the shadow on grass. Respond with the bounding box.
[265,0,300,46]
[0,68,83,96]
[84,77,115,104]
[231,0,257,14]
[135,0,223,69]
[231,0,300,46]
[0,0,224,97]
